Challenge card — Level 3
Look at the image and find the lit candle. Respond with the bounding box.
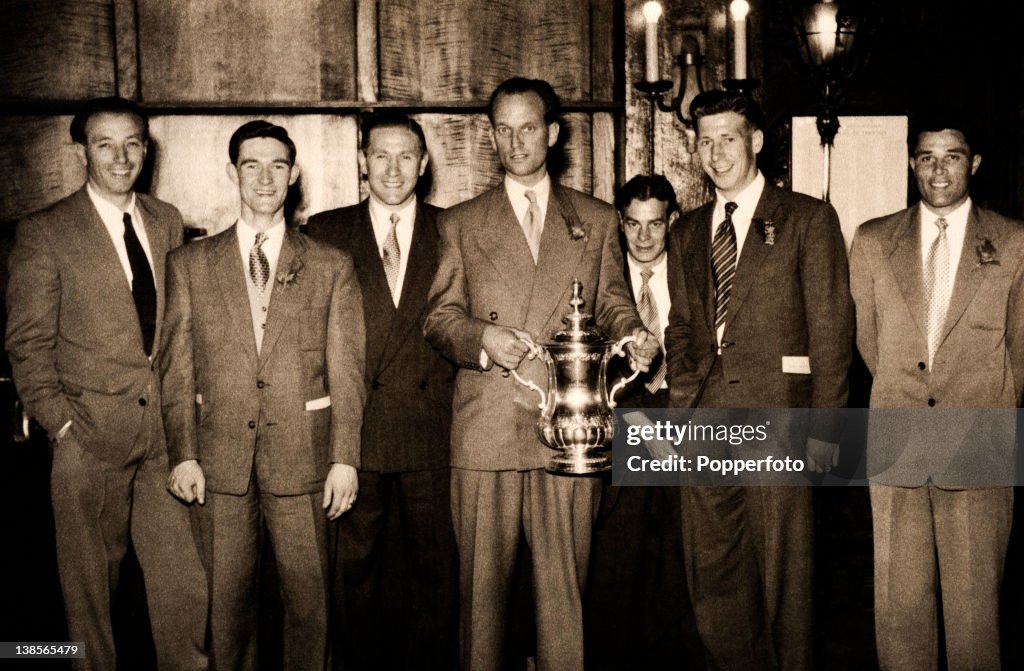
[642,2,663,83]
[730,0,750,80]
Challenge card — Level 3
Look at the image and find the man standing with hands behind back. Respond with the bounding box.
[664,90,852,670]
[425,77,657,670]
[6,96,207,671]
[306,112,458,671]
[160,120,366,671]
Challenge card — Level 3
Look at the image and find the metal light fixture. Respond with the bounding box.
[793,0,865,202]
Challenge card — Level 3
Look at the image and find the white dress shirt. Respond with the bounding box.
[87,184,154,283]
[919,198,970,312]
[368,195,417,305]
[711,171,766,345]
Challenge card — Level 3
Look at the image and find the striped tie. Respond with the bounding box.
[924,216,950,367]
[711,202,739,332]
[382,212,401,303]
[637,269,667,393]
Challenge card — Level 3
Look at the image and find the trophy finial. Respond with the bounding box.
[569,279,584,314]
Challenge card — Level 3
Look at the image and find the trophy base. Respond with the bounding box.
[546,447,612,475]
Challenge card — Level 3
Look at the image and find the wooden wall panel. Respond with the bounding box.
[137,0,357,102]
[379,0,592,101]
[0,0,116,100]
[148,115,359,233]
[0,117,84,226]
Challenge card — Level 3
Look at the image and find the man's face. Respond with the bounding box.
[228,137,298,223]
[359,125,428,207]
[75,112,147,203]
[695,111,763,200]
[621,197,677,269]
[490,92,559,186]
[910,129,981,216]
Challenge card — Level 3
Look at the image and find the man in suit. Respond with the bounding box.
[6,96,207,671]
[305,112,457,671]
[664,90,853,670]
[849,111,1024,670]
[160,120,365,671]
[587,174,705,670]
[424,77,657,671]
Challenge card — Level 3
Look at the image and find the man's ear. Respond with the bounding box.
[357,150,367,177]
[225,161,239,185]
[547,121,560,148]
[74,143,87,169]
[667,210,680,230]
[417,152,429,177]
[288,163,301,187]
[970,153,982,176]
[489,128,498,153]
[751,128,764,155]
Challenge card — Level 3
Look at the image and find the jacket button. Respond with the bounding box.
[371,380,381,390]
[489,312,498,321]
[257,380,265,389]
[138,398,147,406]
[419,380,428,390]
[248,420,257,429]
[927,398,936,407]
[917,362,926,370]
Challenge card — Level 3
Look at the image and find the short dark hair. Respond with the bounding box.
[360,112,427,155]
[488,77,561,125]
[615,174,680,219]
[228,120,297,166]
[690,90,766,132]
[909,108,980,156]
[70,97,149,144]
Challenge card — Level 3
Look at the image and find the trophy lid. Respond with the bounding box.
[546,279,609,344]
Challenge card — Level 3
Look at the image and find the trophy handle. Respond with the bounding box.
[510,337,548,410]
[607,334,641,409]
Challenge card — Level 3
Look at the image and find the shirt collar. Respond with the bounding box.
[237,217,286,246]
[504,173,551,212]
[87,183,137,221]
[716,171,765,217]
[627,251,668,278]
[368,194,417,228]
[920,197,972,230]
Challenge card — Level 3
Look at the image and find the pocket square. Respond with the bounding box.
[782,356,811,375]
[305,396,331,411]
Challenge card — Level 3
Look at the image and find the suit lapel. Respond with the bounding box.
[213,224,259,364]
[684,203,714,333]
[350,202,394,374]
[259,228,306,370]
[472,186,537,295]
[886,206,927,341]
[378,203,436,373]
[940,205,989,345]
[725,184,778,333]
[525,185,590,333]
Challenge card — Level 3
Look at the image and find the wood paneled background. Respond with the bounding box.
[0,0,625,233]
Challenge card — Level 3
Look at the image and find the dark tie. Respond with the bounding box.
[637,268,667,393]
[382,212,401,302]
[249,231,270,294]
[123,212,156,356]
[711,201,739,332]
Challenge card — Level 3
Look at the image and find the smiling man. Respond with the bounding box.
[850,110,1024,670]
[160,120,365,670]
[425,77,657,671]
[305,112,458,671]
[663,90,853,671]
[6,97,207,671]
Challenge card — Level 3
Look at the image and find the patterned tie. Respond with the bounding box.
[382,212,401,303]
[711,202,739,332]
[637,268,667,393]
[123,212,156,356]
[924,216,950,367]
[523,190,543,263]
[249,231,270,294]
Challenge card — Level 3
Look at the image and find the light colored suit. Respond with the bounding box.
[665,183,853,671]
[160,225,365,670]
[850,203,1024,670]
[424,182,642,670]
[6,186,207,671]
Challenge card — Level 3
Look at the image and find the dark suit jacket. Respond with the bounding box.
[665,182,853,414]
[425,183,644,471]
[305,200,455,473]
[850,204,1024,486]
[160,226,366,496]
[6,187,183,462]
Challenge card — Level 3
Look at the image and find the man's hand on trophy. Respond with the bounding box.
[483,324,538,371]
[624,327,658,373]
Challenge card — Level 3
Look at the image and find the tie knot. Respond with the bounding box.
[389,212,400,226]
[254,231,268,247]
[934,216,948,231]
[123,212,133,229]
[525,190,538,205]
[724,202,738,217]
[640,268,654,284]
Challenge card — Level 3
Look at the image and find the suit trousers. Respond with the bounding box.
[194,479,331,671]
[49,408,207,671]
[870,484,1012,671]
[333,468,458,671]
[451,467,600,671]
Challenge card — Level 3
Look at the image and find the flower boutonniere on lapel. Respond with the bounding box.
[976,237,999,266]
[276,258,304,288]
[754,218,777,246]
